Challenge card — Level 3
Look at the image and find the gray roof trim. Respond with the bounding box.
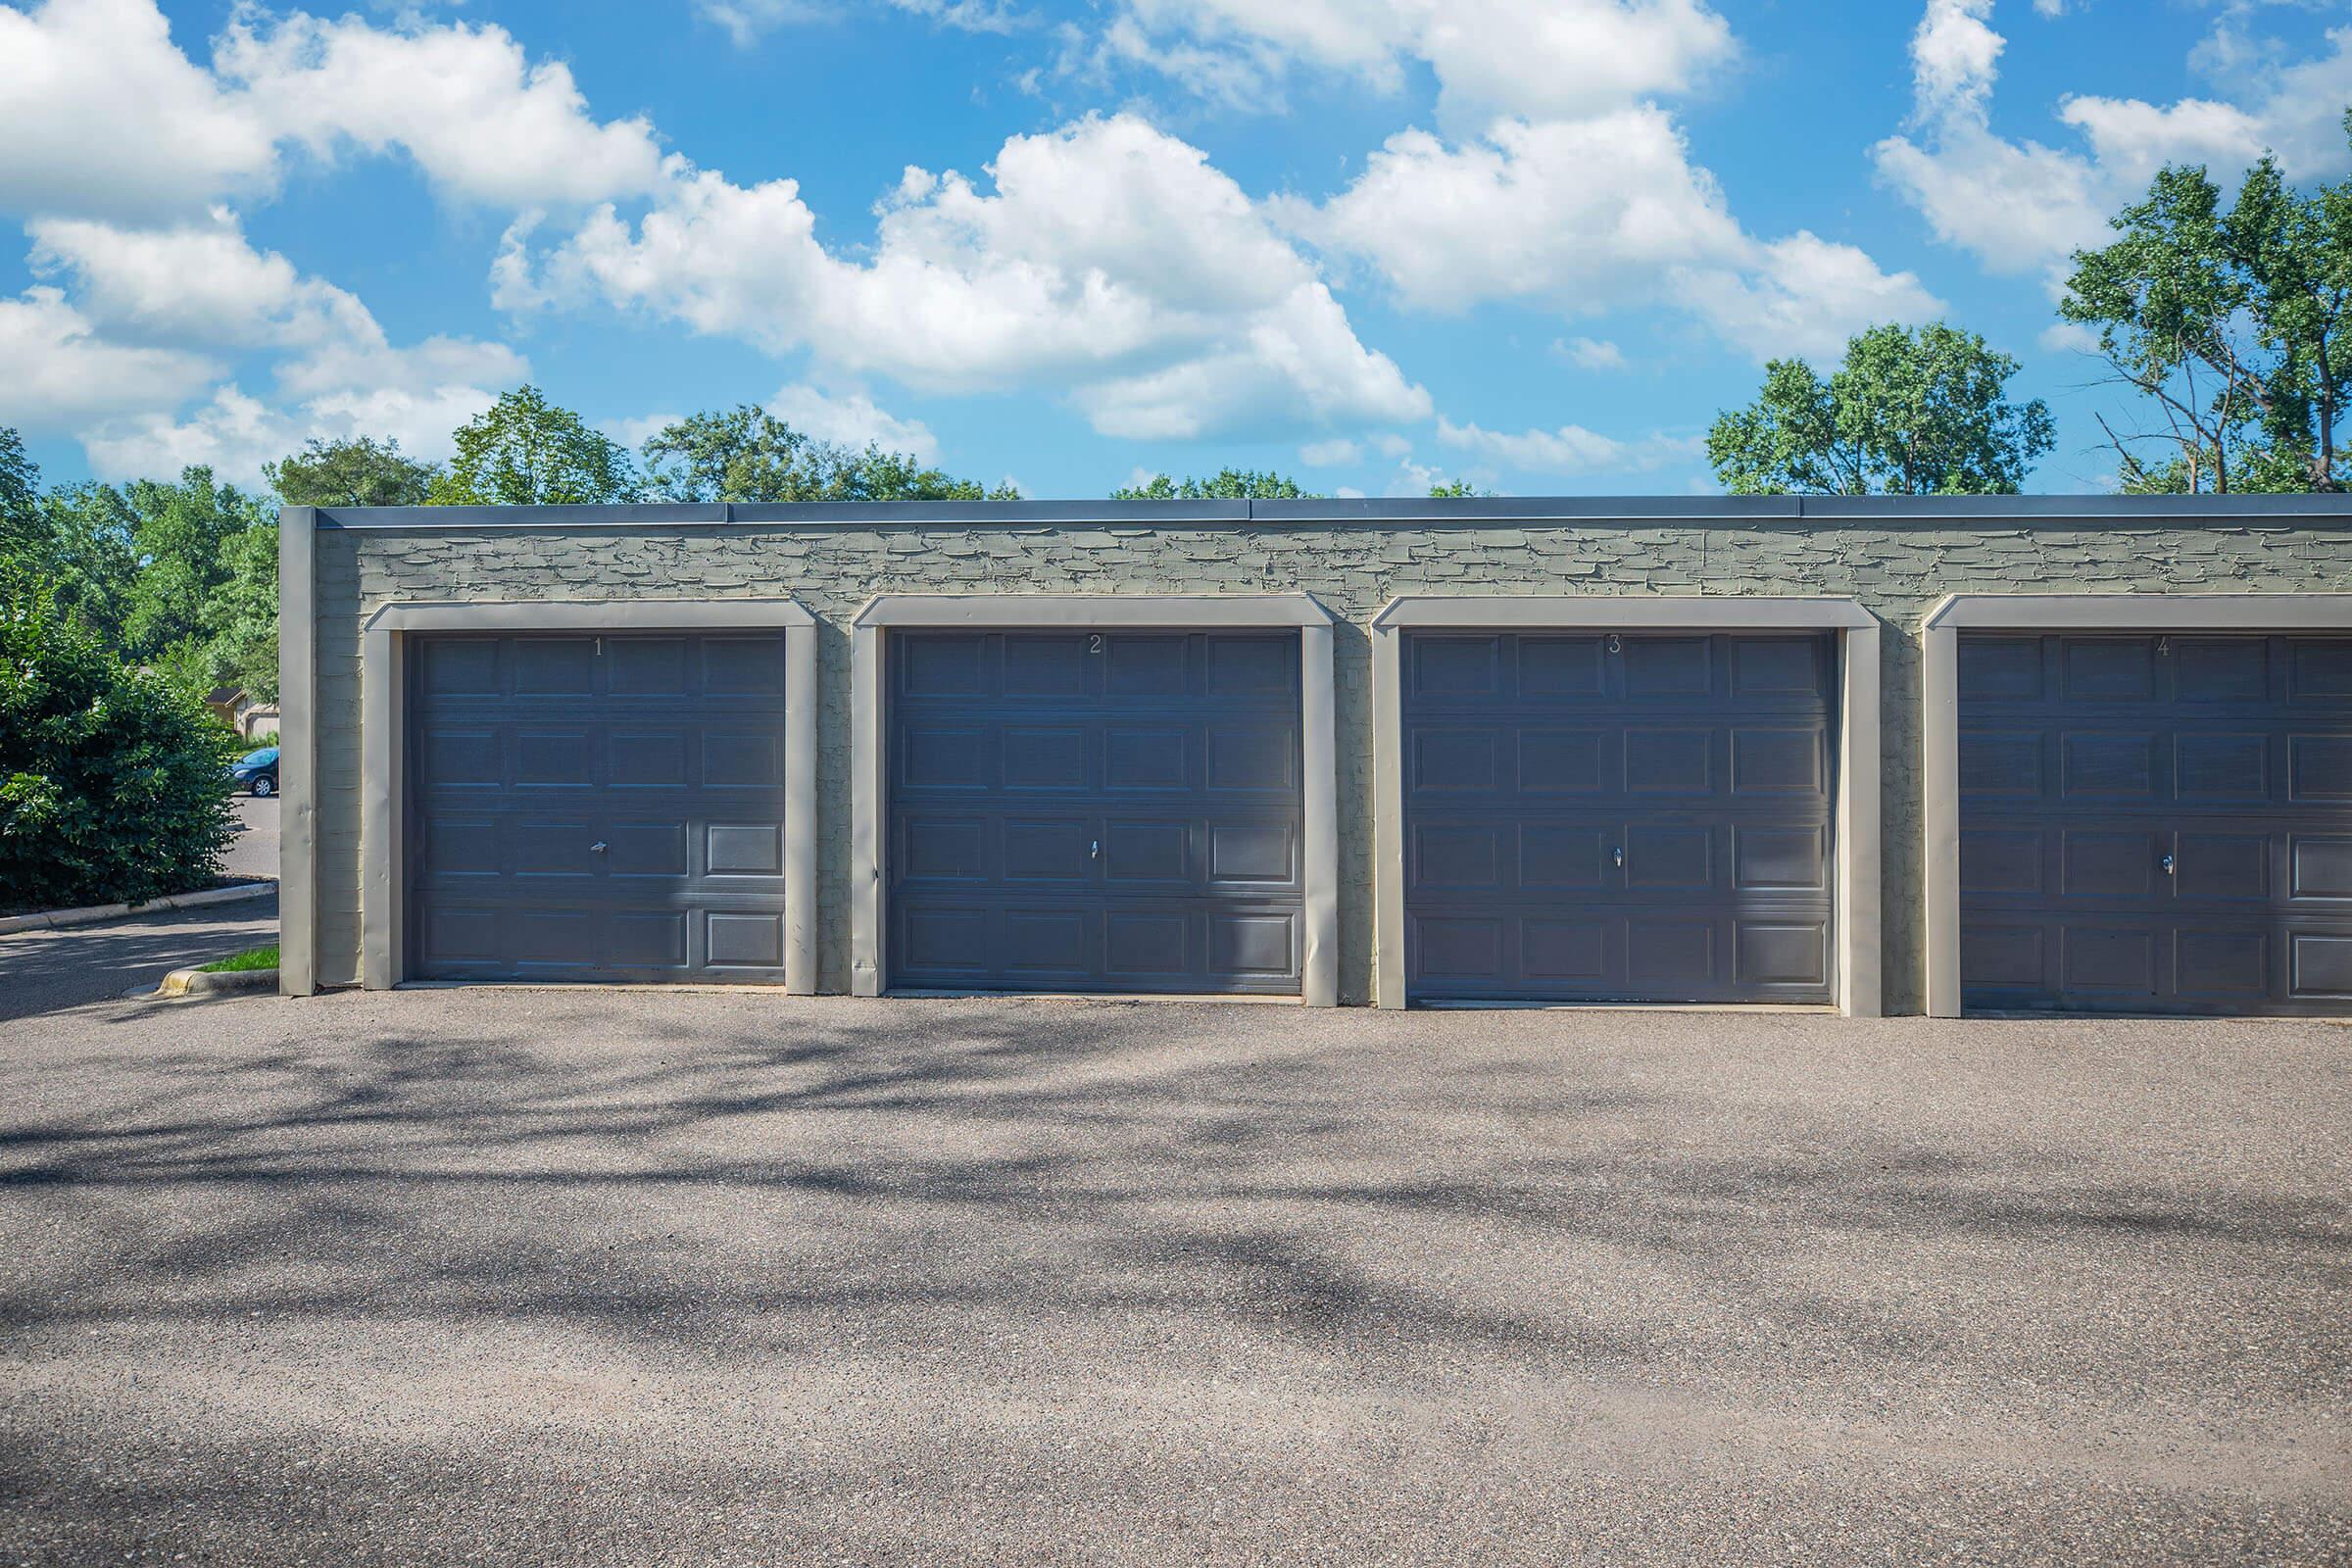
[298,493,2352,531]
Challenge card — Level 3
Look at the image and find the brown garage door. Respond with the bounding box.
[1958,632,2352,1014]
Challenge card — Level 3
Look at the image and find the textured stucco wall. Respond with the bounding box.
[310,516,2352,1008]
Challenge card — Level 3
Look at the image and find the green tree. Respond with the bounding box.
[427,386,638,505]
[117,468,271,669]
[32,482,140,646]
[0,588,238,912]
[1707,322,2054,495]
[2060,117,2352,493]
[0,427,37,562]
[1426,479,1489,498]
[267,435,439,507]
[639,405,1017,502]
[1111,468,1320,500]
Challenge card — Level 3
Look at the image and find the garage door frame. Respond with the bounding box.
[1921,592,2352,1017]
[358,599,819,992]
[850,593,1340,1006]
[1370,596,1883,1015]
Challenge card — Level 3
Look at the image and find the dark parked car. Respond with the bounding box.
[229,746,278,798]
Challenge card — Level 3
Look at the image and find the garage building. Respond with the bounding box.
[278,495,2352,1017]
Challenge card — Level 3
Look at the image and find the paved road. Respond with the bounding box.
[0,891,278,1019]
[220,795,278,883]
[1,991,2346,1565]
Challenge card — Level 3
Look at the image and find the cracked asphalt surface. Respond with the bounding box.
[1,987,2346,1565]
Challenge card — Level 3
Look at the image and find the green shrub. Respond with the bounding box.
[1,591,239,912]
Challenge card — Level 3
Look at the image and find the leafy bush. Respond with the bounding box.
[1,591,239,913]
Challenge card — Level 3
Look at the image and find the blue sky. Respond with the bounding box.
[2,0,2347,498]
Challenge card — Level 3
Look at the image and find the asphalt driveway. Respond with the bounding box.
[1,990,2346,1565]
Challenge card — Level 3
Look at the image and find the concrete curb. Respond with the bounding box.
[154,966,280,999]
[0,880,276,937]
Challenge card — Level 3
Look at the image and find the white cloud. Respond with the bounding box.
[767,383,940,459]
[1680,231,1944,361]
[508,115,1430,439]
[14,210,523,480]
[26,209,371,349]
[217,10,665,209]
[1299,437,1361,466]
[0,286,220,432]
[1103,0,1737,124]
[1288,112,1940,360]
[1873,3,2352,282]
[699,0,1026,47]
[0,0,664,221]
[1557,336,1628,370]
[0,0,275,220]
[1438,415,1700,475]
[1279,111,1746,313]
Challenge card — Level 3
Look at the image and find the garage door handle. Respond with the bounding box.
[2161,853,2175,876]
[1612,846,1625,868]
[589,841,609,855]
[1091,839,1101,860]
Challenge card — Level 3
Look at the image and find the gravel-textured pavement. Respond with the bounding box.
[1,989,2346,1565]
[220,795,278,884]
[0,891,278,1019]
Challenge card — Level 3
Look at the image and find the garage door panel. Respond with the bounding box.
[1737,826,1830,892]
[1959,730,2041,796]
[2063,925,2158,995]
[1403,631,1835,1004]
[514,637,597,696]
[1003,818,1093,882]
[609,822,689,878]
[1209,911,1297,980]
[2291,836,2352,898]
[514,729,595,787]
[419,726,501,788]
[2176,733,2270,801]
[1106,636,1188,697]
[1522,825,1607,891]
[888,630,1305,996]
[1104,726,1188,790]
[1205,820,1295,886]
[2290,735,2352,800]
[1206,636,1296,697]
[2176,928,2268,998]
[1206,722,1298,792]
[1959,632,2352,1015]
[2289,640,2352,698]
[2062,831,2157,899]
[1622,637,1711,697]
[2061,733,2158,800]
[1738,922,1828,988]
[2063,639,2157,701]
[1624,824,1712,891]
[2174,638,2268,702]
[610,730,688,788]
[1732,636,1824,696]
[1521,918,1607,982]
[1519,637,1607,700]
[407,632,791,985]
[1004,635,1090,697]
[1959,636,2041,702]
[1624,729,1712,794]
[2291,933,2352,997]
[606,636,688,695]
[1520,729,1607,792]
[702,730,784,789]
